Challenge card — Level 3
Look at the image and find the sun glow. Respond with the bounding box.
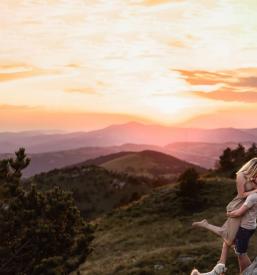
[0,0,257,130]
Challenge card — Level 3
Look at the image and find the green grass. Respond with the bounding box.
[74,176,257,275]
[102,153,157,177]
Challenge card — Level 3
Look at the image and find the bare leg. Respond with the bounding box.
[192,219,226,240]
[219,241,229,265]
[238,255,251,273]
[217,242,229,275]
[192,217,241,246]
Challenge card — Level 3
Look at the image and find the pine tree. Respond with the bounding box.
[231,143,246,172]
[246,143,257,160]
[0,148,94,274]
[219,147,233,172]
[178,168,203,212]
[218,144,257,177]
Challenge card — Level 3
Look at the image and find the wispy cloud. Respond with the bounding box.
[177,68,257,87]
[178,68,257,103]
[0,64,59,82]
[64,87,99,95]
[141,0,182,6]
[193,89,257,103]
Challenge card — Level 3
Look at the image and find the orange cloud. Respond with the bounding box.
[0,64,59,82]
[168,39,188,48]
[143,0,183,5]
[177,68,257,86]
[176,69,232,85]
[193,88,257,103]
[0,105,151,132]
[177,68,257,103]
[64,87,98,95]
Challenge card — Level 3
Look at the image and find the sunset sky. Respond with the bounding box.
[1,0,257,131]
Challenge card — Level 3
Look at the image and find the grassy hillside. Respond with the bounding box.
[78,150,206,179]
[74,176,257,275]
[32,165,157,220]
[32,149,206,220]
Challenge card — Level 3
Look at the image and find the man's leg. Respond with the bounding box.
[234,227,255,273]
[238,254,251,273]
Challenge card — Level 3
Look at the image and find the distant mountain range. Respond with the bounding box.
[1,141,252,177]
[1,122,257,154]
[1,122,256,177]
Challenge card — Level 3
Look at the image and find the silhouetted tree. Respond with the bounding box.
[219,147,234,173]
[0,148,94,275]
[218,143,257,177]
[179,168,199,196]
[178,168,204,212]
[231,143,246,172]
[246,143,257,160]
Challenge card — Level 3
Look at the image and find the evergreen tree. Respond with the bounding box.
[218,144,249,176]
[179,168,199,196]
[0,148,94,274]
[218,147,233,172]
[178,168,203,212]
[231,143,246,171]
[246,143,257,160]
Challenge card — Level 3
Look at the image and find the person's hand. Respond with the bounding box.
[253,182,257,189]
[226,211,232,217]
[250,176,257,187]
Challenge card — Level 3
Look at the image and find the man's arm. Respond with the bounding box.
[227,205,249,218]
[227,193,257,218]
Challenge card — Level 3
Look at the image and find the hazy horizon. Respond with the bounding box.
[2,120,257,135]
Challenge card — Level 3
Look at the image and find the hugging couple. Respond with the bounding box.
[191,158,257,275]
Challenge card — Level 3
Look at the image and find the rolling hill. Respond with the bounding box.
[74,176,257,275]
[0,144,163,177]
[77,150,207,179]
[31,150,206,219]
[32,165,155,220]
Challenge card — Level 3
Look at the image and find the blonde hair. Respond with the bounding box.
[237,157,257,179]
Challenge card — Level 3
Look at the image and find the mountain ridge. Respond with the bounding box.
[1,122,257,153]
[1,142,253,177]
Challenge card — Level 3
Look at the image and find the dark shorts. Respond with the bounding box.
[234,226,256,256]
